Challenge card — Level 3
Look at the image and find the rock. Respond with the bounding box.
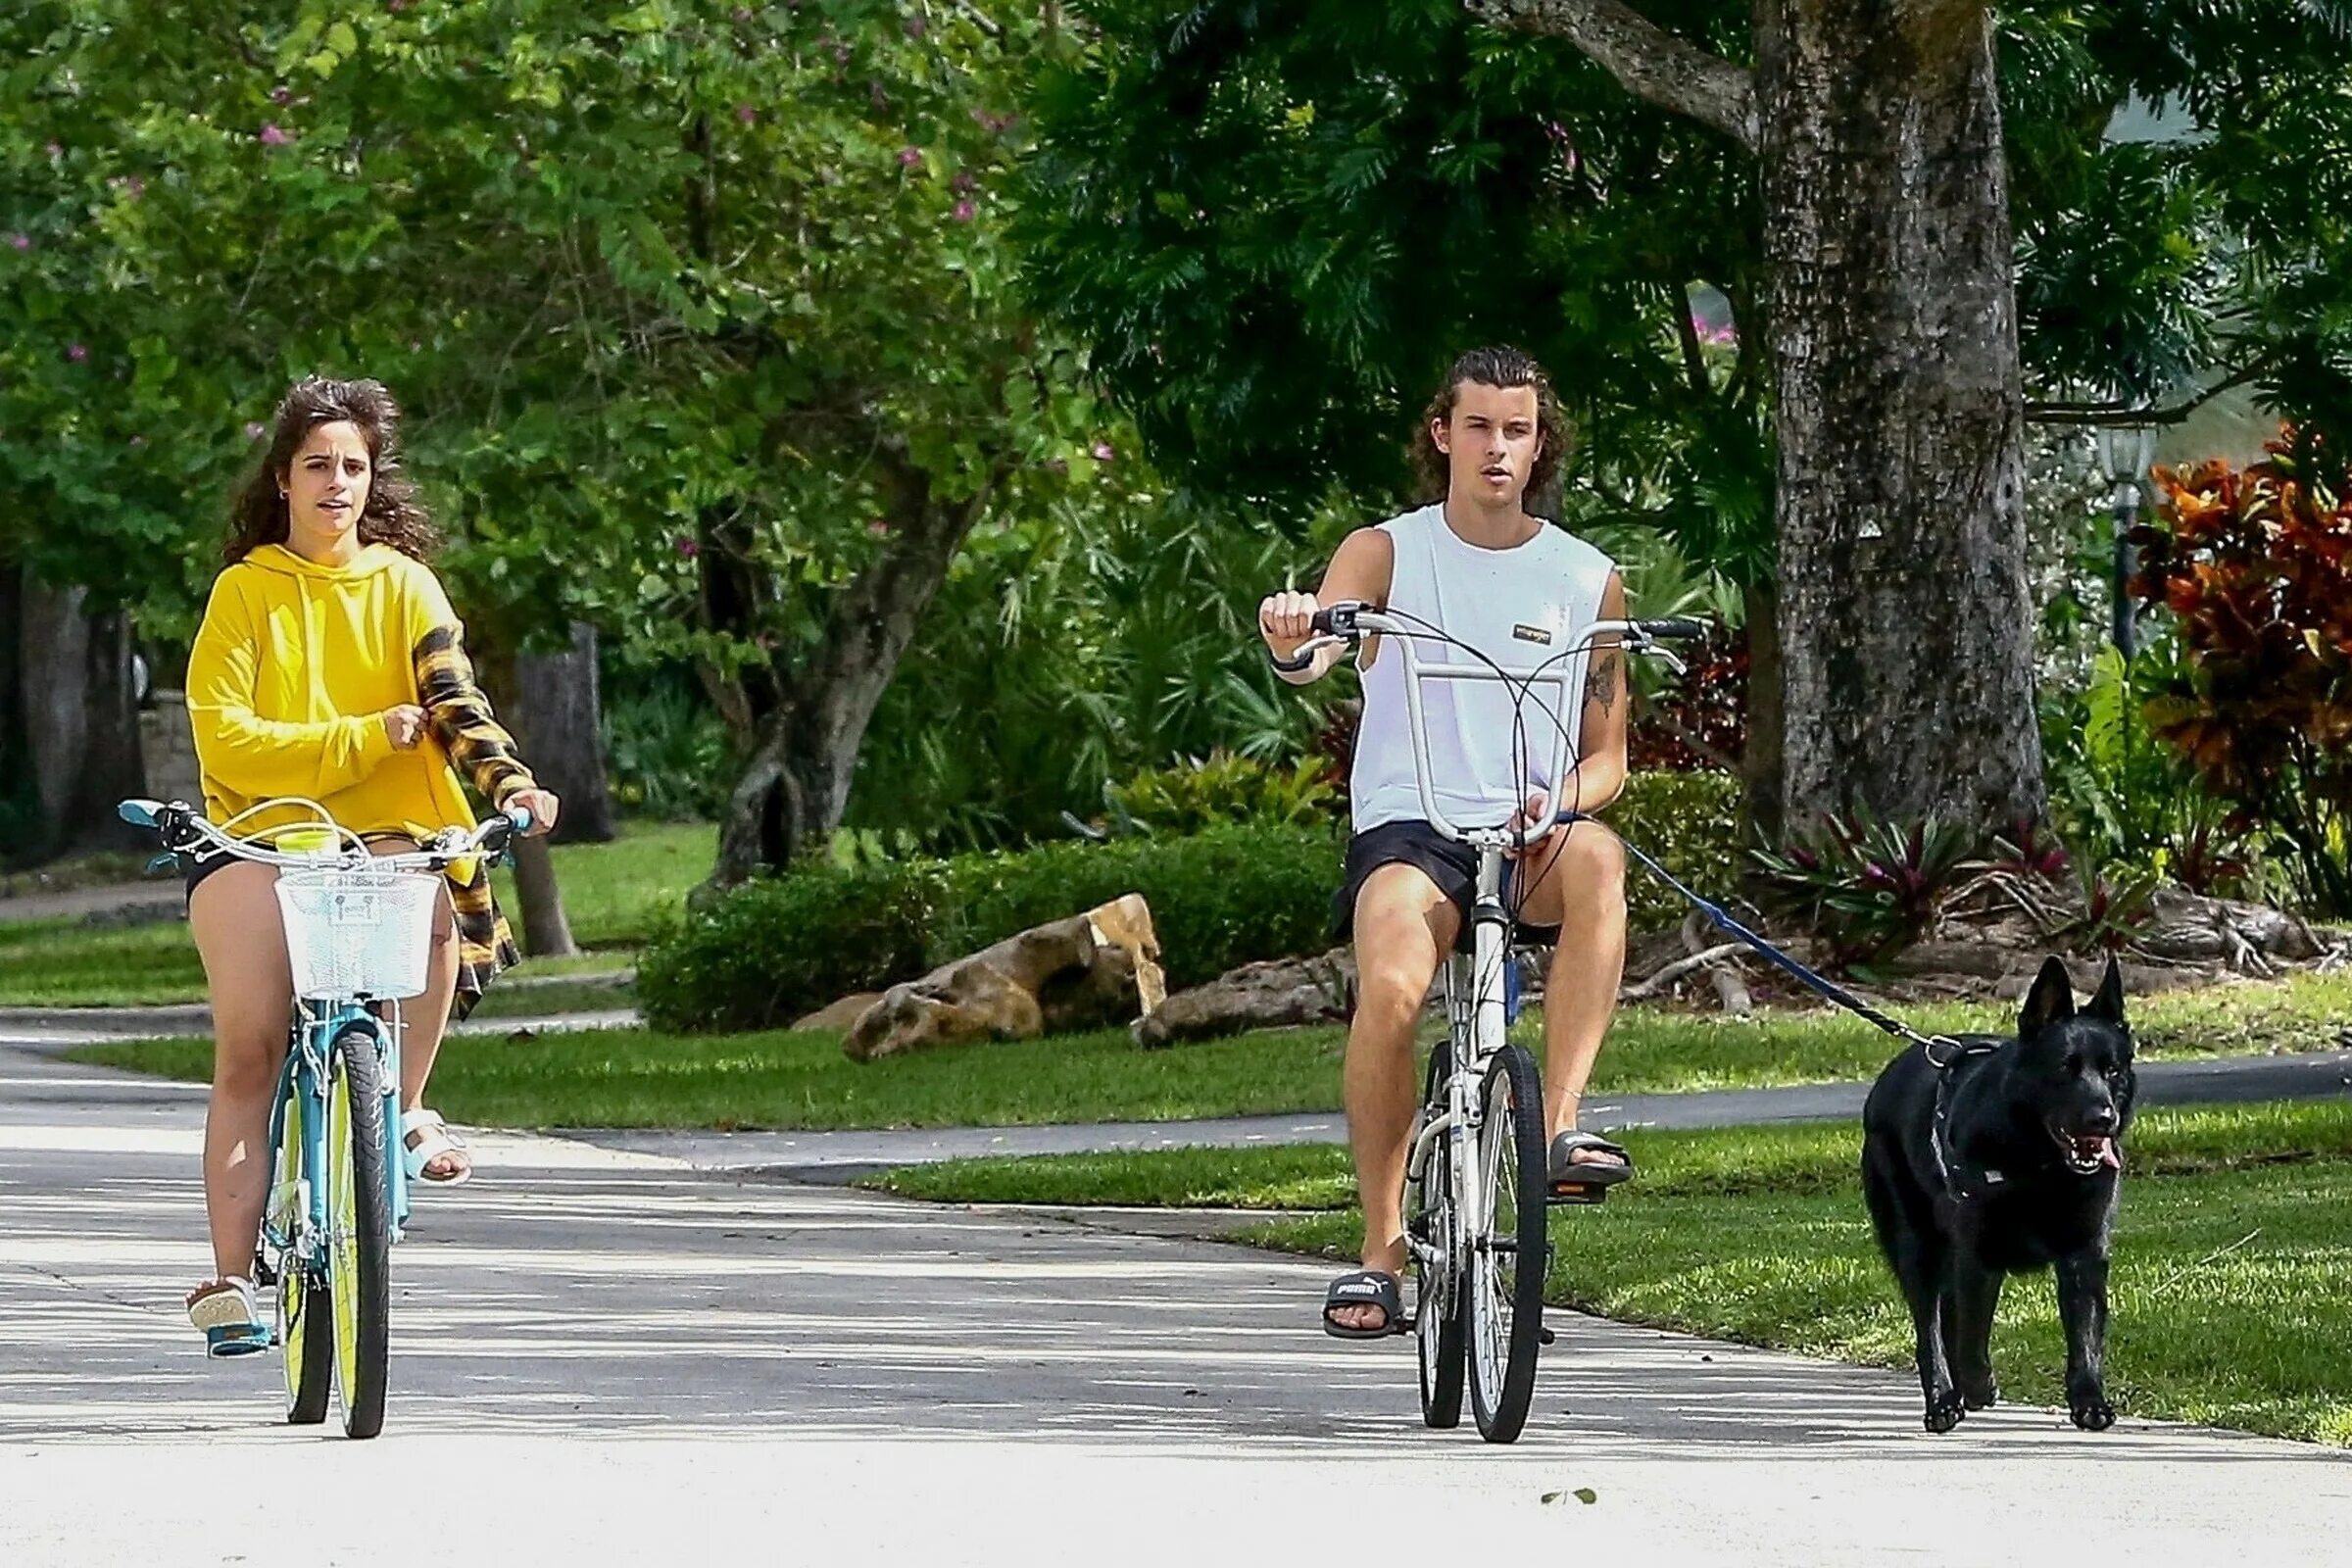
[1135,948,1357,1049]
[842,895,1164,1062]
[793,993,885,1034]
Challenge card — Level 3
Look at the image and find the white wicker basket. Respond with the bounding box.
[274,867,443,1000]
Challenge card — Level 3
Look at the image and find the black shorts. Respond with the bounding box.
[1333,820,1562,947]
[177,846,237,903]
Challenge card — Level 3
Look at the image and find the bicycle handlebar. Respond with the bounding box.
[118,798,532,874]
[1268,602,1707,673]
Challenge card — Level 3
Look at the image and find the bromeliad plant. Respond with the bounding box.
[1748,808,1985,968]
[2133,435,2352,915]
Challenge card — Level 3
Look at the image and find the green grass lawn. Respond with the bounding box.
[0,820,706,1007]
[860,1101,2352,1446]
[64,967,2352,1132]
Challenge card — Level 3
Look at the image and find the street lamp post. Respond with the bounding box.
[2094,419,2159,659]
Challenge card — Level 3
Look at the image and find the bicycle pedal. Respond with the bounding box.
[1547,1182,1608,1205]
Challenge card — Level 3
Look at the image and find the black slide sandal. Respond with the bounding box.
[1548,1130,1635,1202]
[1322,1269,1405,1339]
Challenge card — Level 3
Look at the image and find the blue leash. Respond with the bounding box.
[1556,811,1980,1069]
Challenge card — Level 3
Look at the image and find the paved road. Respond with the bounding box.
[4,1041,2349,1565]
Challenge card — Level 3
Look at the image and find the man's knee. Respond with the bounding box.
[1561,821,1626,885]
[1354,955,1435,1028]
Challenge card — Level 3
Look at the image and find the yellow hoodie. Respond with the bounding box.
[185,542,532,840]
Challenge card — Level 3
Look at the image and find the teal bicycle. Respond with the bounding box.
[122,797,526,1439]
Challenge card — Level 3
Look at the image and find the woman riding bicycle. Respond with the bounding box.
[179,376,560,1350]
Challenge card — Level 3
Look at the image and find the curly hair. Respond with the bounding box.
[225,376,440,565]
[1411,346,1570,507]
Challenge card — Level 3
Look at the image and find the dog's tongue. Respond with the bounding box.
[2092,1137,2122,1171]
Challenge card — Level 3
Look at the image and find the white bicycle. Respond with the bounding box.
[1277,601,1699,1442]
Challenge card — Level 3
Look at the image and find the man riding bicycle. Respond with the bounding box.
[1259,346,1635,1339]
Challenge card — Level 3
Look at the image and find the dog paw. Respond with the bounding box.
[2070,1396,2115,1432]
[1961,1379,1999,1411]
[1924,1390,1967,1434]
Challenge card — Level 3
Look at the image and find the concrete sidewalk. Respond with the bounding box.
[2,1036,2347,1566]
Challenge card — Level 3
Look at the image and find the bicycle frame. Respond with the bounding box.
[264,1002,410,1273]
[1354,611,1637,1289]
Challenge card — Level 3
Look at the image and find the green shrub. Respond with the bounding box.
[1600,769,1745,932]
[1104,750,1341,836]
[636,860,945,1033]
[940,821,1345,989]
[643,779,1744,1033]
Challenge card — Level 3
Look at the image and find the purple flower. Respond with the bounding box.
[675,535,700,560]
[867,518,891,537]
[67,343,87,362]
[270,86,292,105]
[8,234,28,253]
[952,199,975,222]
[898,146,921,168]
[245,421,268,441]
[1091,441,1115,463]
[950,171,976,194]
[905,16,927,37]
[735,103,758,124]
[126,176,145,199]
[260,123,291,147]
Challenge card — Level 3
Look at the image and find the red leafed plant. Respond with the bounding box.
[2131,429,2352,914]
[1630,622,1748,772]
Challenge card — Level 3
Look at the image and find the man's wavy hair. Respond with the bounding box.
[225,376,440,565]
[1412,346,1570,507]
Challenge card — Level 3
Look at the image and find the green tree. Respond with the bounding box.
[1020,1,2352,837]
[3,2,1126,892]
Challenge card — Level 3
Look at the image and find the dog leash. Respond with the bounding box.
[1575,815,1991,1060]
[1570,817,2009,1200]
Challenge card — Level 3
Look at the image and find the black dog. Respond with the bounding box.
[1861,955,2136,1433]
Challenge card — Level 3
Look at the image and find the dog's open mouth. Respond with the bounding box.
[2051,1127,2123,1175]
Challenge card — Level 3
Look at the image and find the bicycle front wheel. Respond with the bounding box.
[274,1078,331,1426]
[1467,1043,1548,1444]
[325,1025,393,1440]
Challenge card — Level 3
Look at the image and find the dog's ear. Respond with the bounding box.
[2020,955,2077,1039]
[2087,954,2127,1024]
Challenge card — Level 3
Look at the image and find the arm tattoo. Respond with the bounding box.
[1585,652,1619,714]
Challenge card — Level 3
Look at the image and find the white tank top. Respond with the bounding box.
[1350,505,1618,833]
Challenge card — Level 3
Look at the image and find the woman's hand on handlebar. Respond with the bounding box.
[1258,590,1322,663]
[506,788,562,837]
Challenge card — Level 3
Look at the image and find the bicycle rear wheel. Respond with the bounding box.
[325,1024,393,1440]
[274,1076,331,1426]
[1406,1046,1465,1429]
[1468,1043,1548,1444]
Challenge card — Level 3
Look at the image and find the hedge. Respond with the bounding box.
[638,772,1745,1034]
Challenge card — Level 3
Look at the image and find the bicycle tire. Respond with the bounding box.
[1407,1046,1465,1429]
[1467,1043,1548,1444]
[325,1025,393,1440]
[274,1078,331,1426]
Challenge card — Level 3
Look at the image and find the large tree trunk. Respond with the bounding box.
[696,450,998,901]
[17,576,147,857]
[475,640,579,957]
[1740,575,1785,842]
[1754,2,2042,834]
[509,621,616,845]
[505,833,579,957]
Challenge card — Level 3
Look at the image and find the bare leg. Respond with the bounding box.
[1334,864,1458,1332]
[187,862,294,1286]
[1515,819,1629,1154]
